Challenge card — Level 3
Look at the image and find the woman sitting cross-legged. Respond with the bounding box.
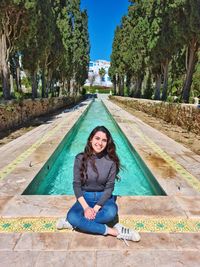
[56,126,141,245]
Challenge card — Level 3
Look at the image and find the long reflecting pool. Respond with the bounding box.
[23,100,165,196]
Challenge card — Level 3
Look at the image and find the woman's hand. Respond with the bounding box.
[78,196,96,219]
[84,207,96,220]
[93,205,101,213]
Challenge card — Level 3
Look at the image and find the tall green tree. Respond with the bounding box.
[181,0,200,102]
[71,0,90,94]
[9,52,22,93]
[110,0,200,102]
[53,0,73,95]
[22,0,55,99]
[74,9,90,91]
[147,0,184,100]
[0,0,36,99]
[110,26,125,95]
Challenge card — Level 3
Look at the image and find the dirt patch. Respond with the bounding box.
[0,125,36,147]
[111,99,200,156]
[146,153,177,178]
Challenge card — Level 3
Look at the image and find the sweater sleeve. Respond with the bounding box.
[73,155,83,199]
[96,162,117,206]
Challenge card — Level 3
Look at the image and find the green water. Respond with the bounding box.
[23,100,165,196]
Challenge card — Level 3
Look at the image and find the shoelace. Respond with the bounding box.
[122,238,129,246]
[119,227,130,247]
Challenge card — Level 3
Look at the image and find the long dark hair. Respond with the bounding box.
[80,126,120,185]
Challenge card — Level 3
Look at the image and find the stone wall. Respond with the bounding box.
[110,96,200,135]
[0,96,82,132]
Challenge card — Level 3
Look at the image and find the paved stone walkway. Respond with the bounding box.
[0,96,200,266]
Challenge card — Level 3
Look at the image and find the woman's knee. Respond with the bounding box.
[103,203,118,221]
[67,210,80,227]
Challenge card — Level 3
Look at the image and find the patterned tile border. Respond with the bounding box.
[130,123,200,193]
[0,217,200,233]
[121,216,200,233]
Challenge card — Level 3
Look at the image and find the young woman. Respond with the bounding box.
[57,126,140,244]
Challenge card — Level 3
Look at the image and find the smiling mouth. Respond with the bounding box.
[96,146,102,149]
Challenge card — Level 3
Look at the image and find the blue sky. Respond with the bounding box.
[81,0,130,62]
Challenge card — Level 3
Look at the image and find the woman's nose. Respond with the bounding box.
[99,140,103,146]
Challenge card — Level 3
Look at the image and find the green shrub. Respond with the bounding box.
[14,92,24,101]
[21,77,31,90]
[83,85,113,94]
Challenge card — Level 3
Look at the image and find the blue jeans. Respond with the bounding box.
[67,191,118,235]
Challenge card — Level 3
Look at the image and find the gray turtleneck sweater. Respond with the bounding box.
[73,153,117,206]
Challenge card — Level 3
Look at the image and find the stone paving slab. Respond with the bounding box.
[0,196,74,217]
[1,249,200,267]
[174,196,200,218]
[0,196,13,213]
[0,232,200,266]
[96,250,200,267]
[0,233,21,251]
[0,196,188,217]
[14,232,73,251]
[116,196,186,217]
[0,251,39,267]
[1,232,199,251]
[0,250,96,267]
[0,249,200,267]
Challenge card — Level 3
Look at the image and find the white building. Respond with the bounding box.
[85,60,113,87]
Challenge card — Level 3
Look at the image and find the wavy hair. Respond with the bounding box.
[80,126,120,185]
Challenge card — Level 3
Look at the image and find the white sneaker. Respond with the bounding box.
[56,218,73,230]
[114,223,141,246]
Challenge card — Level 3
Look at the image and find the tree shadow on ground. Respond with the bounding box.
[0,101,87,145]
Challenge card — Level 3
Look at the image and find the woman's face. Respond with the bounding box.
[90,131,108,154]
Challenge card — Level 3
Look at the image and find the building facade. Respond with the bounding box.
[85,60,113,87]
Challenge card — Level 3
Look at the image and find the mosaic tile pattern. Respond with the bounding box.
[0,217,200,233]
[130,123,200,193]
[121,217,200,233]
